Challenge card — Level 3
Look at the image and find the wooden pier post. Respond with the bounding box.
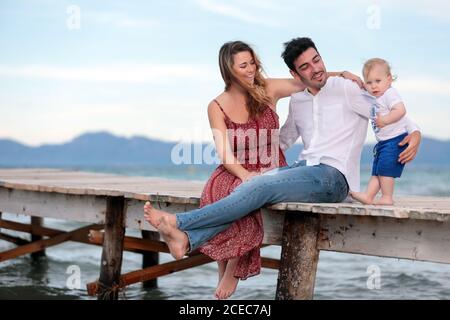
[276,212,320,300]
[141,230,159,288]
[31,216,46,260]
[98,197,126,300]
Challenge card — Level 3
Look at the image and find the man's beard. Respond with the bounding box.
[302,73,327,90]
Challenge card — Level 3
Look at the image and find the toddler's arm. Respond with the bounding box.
[375,102,406,128]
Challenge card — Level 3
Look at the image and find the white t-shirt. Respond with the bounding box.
[279,77,420,192]
[367,87,408,141]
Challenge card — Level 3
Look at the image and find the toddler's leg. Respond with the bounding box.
[374,176,394,205]
[351,176,380,204]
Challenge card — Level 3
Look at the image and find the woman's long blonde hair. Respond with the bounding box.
[218,41,272,119]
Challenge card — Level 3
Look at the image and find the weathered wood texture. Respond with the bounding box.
[1,169,449,221]
[0,223,98,262]
[97,197,126,300]
[30,216,46,259]
[141,230,159,288]
[276,212,320,300]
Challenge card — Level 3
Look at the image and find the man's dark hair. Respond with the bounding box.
[281,37,318,73]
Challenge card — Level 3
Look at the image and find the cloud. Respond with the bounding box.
[194,0,282,27]
[84,11,159,29]
[381,0,450,24]
[396,77,450,97]
[0,63,215,83]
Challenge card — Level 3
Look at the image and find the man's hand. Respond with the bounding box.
[398,131,421,164]
[341,71,364,89]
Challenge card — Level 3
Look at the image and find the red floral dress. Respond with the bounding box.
[199,100,287,280]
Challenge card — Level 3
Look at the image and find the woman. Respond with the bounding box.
[145,40,359,299]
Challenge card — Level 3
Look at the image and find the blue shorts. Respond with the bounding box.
[371,132,408,178]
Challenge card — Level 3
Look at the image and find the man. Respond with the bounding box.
[144,37,421,260]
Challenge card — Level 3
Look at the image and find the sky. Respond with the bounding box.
[0,0,449,146]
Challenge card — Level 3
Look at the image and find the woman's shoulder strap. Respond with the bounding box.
[213,99,229,118]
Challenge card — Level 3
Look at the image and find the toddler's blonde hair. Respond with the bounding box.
[362,58,396,80]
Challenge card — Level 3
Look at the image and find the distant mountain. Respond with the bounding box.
[0,131,449,167]
[285,136,450,167]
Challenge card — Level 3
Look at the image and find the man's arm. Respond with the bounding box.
[344,80,372,118]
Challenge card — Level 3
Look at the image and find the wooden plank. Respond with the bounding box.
[262,209,284,244]
[276,212,320,300]
[97,197,126,300]
[0,187,106,224]
[125,199,199,231]
[269,198,450,221]
[318,215,450,264]
[0,224,97,262]
[2,169,450,220]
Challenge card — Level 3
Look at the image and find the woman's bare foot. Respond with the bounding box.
[143,201,166,228]
[218,261,228,284]
[215,258,239,300]
[351,192,374,205]
[144,201,189,259]
[158,215,189,260]
[374,196,394,206]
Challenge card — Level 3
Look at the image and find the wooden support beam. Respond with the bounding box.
[88,229,169,253]
[276,212,320,300]
[88,229,279,270]
[141,230,159,288]
[0,232,30,245]
[0,223,98,262]
[31,216,46,259]
[261,257,280,270]
[0,218,148,254]
[0,218,104,241]
[97,197,126,300]
[87,254,212,296]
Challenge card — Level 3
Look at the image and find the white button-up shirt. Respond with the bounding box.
[280,76,420,192]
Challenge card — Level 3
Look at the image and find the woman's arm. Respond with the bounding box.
[207,101,256,182]
[265,78,305,107]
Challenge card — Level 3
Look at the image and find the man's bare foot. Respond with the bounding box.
[374,196,394,206]
[351,192,374,205]
[215,258,239,300]
[218,261,228,284]
[143,201,167,228]
[158,215,189,260]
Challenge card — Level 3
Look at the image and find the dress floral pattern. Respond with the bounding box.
[199,100,287,280]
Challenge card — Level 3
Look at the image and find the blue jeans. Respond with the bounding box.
[176,161,349,251]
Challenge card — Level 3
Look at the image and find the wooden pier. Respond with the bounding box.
[1,168,450,299]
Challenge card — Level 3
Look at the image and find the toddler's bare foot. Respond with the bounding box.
[350,192,374,205]
[374,196,394,206]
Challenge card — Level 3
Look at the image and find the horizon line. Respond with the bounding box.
[0,130,448,148]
